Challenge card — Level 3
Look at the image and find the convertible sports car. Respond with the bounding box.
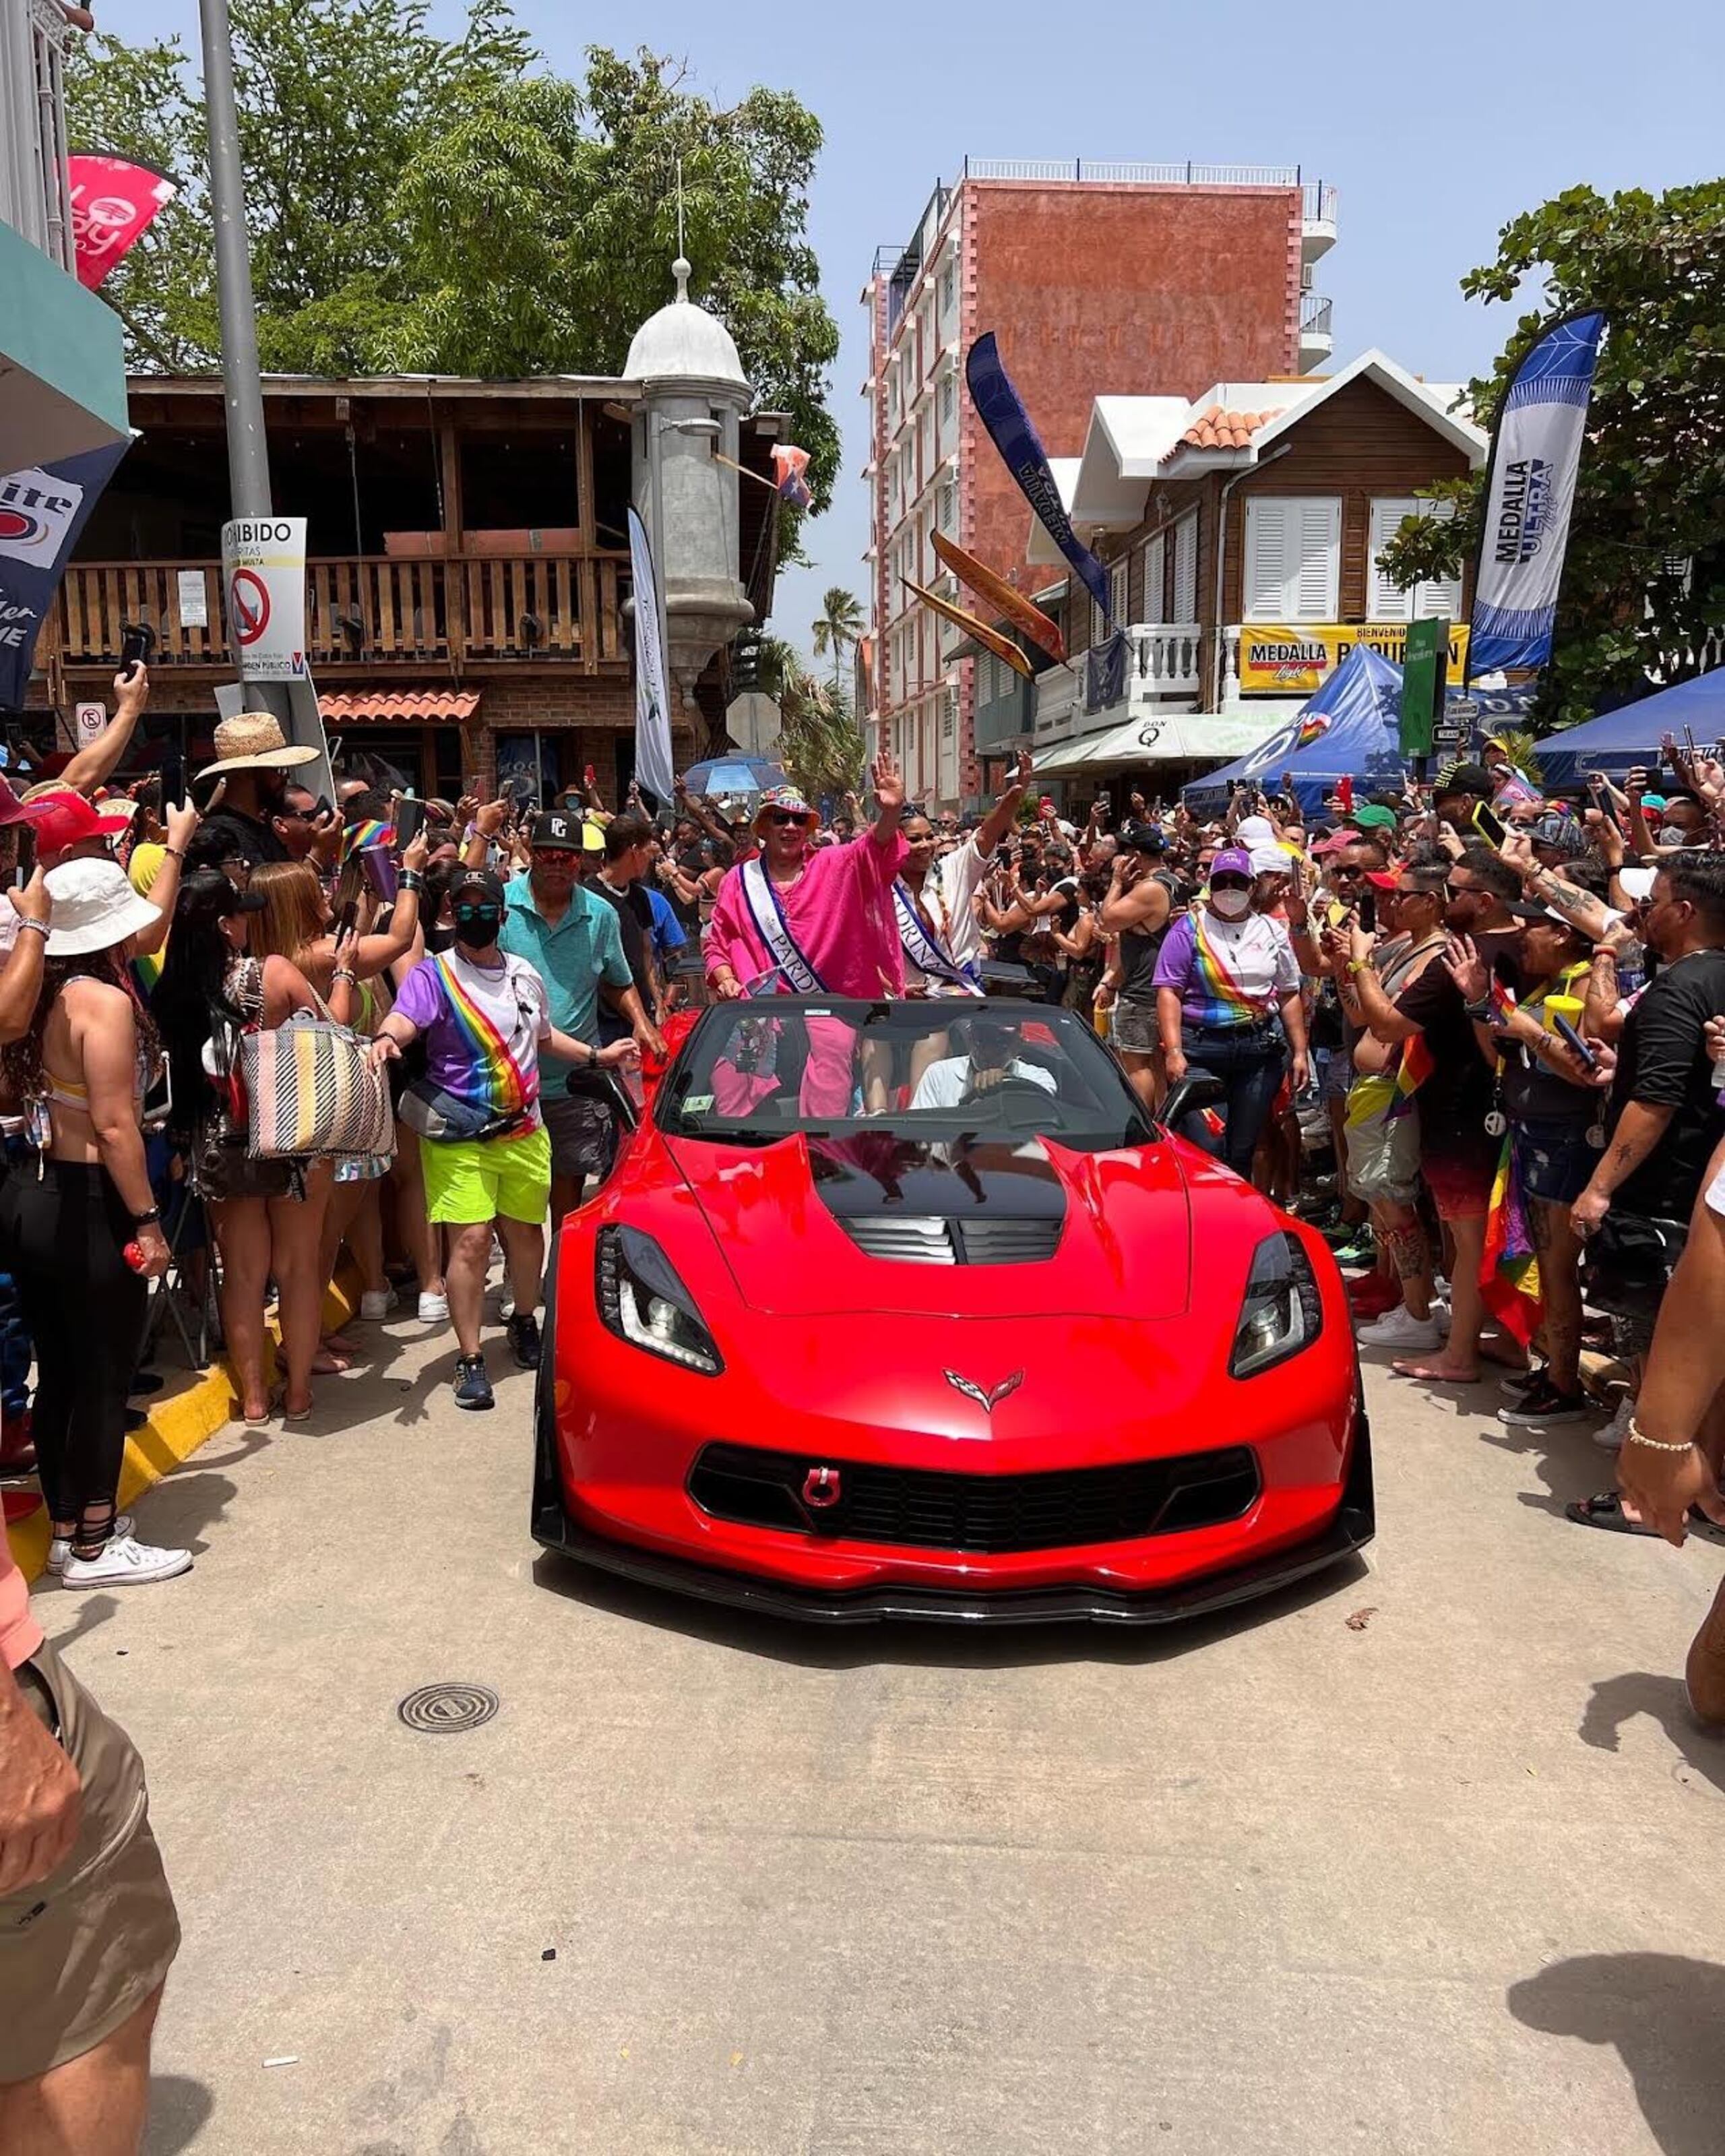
[532,999,1372,1624]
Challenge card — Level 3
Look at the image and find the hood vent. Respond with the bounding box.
[838,1214,1061,1266]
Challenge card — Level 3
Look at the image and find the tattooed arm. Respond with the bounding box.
[1571,1101,1674,1237]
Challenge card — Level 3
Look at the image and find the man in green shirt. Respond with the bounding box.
[501,810,654,1222]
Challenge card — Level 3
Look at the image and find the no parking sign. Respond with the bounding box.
[220,517,307,683]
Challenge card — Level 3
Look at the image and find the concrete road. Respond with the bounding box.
[30,1307,1725,2156]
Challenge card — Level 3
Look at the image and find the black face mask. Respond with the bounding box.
[456,904,502,948]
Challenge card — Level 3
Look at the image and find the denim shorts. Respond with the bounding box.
[1513,1116,1600,1206]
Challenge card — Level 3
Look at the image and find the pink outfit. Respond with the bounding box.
[705,827,908,999]
[1,1532,42,1672]
[705,827,907,1118]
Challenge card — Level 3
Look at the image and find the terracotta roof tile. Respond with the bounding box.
[1173,403,1284,453]
[319,689,482,725]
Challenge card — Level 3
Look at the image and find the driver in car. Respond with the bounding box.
[909,1017,1059,1111]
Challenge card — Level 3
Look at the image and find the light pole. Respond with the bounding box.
[197,0,272,520]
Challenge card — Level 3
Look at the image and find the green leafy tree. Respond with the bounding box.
[65,13,841,511]
[1378,181,1725,725]
[809,586,864,694]
[758,635,865,801]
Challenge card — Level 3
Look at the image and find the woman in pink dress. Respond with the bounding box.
[705,753,906,1114]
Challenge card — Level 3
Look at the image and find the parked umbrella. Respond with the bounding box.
[680,755,787,799]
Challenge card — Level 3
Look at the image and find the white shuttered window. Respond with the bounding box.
[1108,556,1129,626]
[1172,513,1199,621]
[1137,532,1166,622]
[1243,497,1341,620]
[1368,497,1462,621]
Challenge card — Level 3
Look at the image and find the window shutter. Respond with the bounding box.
[1243,499,1289,620]
[1414,501,1462,619]
[1139,532,1166,622]
[1368,498,1417,622]
[1294,498,1342,618]
[1172,513,1199,621]
[1110,557,1129,625]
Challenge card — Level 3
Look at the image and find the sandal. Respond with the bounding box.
[271,1388,313,1424]
[1566,1492,1725,1541]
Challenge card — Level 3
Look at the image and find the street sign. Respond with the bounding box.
[220,516,307,683]
[73,699,105,744]
[726,689,781,758]
[176,567,208,629]
[1400,617,1449,760]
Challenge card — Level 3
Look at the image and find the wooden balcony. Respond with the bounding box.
[49,552,629,674]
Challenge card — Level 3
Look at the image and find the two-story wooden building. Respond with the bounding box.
[961,350,1488,800]
[24,371,786,798]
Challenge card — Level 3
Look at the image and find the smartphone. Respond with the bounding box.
[1358,892,1377,934]
[1552,1012,1598,1072]
[160,741,185,810]
[336,898,358,942]
[394,795,425,849]
[119,620,156,681]
[1472,800,1508,848]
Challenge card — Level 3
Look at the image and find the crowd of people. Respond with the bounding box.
[9,669,1725,2143]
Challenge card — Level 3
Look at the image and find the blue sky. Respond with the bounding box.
[99,0,1725,665]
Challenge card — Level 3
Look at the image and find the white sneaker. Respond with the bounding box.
[1357,1307,1442,1352]
[46,1514,133,1575]
[417,1289,449,1324]
[1431,1298,1452,1339]
[1594,1392,1637,1452]
[359,1287,398,1322]
[61,1537,191,1589]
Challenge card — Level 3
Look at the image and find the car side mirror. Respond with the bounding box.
[1158,1072,1226,1134]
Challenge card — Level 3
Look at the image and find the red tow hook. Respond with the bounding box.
[801,1466,842,1511]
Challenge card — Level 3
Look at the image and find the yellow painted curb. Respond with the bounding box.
[5,1273,361,1584]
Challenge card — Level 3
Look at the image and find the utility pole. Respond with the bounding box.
[198,0,272,518]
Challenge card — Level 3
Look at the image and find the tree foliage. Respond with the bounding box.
[758,636,865,801]
[64,9,842,512]
[1379,181,1725,724]
[809,586,865,692]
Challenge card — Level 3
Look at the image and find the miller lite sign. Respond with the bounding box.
[0,443,131,711]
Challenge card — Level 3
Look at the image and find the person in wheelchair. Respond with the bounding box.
[908,1016,1058,1111]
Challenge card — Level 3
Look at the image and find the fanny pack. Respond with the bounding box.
[397,1083,527,1146]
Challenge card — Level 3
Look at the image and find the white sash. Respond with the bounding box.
[893,880,982,995]
[741,855,823,994]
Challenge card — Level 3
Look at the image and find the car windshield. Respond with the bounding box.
[657,1000,1155,1152]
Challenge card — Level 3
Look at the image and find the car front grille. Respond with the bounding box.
[687,1441,1259,1555]
[836,1214,1062,1264]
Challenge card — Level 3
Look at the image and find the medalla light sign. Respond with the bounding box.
[1466,311,1606,682]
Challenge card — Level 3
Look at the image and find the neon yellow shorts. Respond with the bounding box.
[420,1122,552,1226]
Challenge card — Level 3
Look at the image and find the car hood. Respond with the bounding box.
[663,1131,1194,1319]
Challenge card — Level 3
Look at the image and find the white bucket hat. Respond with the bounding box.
[196,710,320,779]
[43,857,162,956]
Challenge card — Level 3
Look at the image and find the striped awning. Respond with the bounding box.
[319,690,482,725]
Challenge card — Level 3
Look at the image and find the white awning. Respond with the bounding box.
[1032,704,1302,775]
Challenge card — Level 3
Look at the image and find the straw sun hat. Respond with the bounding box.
[195,711,320,780]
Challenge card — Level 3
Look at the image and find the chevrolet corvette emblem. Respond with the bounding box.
[943,1369,1024,1415]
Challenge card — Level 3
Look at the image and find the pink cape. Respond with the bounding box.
[705,828,908,999]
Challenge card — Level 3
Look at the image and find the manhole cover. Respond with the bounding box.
[398,1682,499,1735]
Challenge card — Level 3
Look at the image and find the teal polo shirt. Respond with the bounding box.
[499,869,632,1073]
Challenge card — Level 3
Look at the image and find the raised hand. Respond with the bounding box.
[1443,932,1488,1006]
[871,749,905,813]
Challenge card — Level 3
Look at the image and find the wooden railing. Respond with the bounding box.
[51,553,628,670]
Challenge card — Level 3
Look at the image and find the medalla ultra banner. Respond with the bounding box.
[965,333,1111,628]
[1466,311,1606,683]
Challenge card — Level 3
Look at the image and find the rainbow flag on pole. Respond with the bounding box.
[1383,1033,1434,1121]
[1481,1132,1542,1344]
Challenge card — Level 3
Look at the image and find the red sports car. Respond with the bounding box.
[532,999,1371,1624]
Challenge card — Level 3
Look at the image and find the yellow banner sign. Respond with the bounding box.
[1237,622,1470,696]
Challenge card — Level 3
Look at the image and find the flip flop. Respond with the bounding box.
[1566,1492,1725,1541]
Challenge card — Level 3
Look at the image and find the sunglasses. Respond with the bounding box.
[1445,880,1480,898]
[763,809,808,828]
[1210,875,1252,892]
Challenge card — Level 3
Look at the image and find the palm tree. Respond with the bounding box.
[811,587,865,697]
[759,634,865,801]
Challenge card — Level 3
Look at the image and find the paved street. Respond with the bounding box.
[33,1310,1725,2156]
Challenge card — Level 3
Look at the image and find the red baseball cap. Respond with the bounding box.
[1311,828,1364,856]
[1365,870,1401,890]
[16,785,135,860]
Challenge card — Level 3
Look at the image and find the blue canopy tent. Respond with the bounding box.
[1182,645,1409,816]
[1532,670,1725,786]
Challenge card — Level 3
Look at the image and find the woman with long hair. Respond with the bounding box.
[0,859,185,1585]
[152,869,330,1423]
[249,844,424,1336]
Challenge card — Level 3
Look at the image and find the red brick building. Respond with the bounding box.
[863,160,1337,809]
[24,373,785,799]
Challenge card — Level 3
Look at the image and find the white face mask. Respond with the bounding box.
[1210,888,1251,920]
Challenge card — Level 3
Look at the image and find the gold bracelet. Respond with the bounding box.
[1625,1419,1695,1454]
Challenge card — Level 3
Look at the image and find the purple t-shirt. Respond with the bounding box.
[391,948,551,1128]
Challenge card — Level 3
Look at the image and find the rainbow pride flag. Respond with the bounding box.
[1382,1032,1434,1121]
[342,818,396,862]
[1481,1131,1541,1345]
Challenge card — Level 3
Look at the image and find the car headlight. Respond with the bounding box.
[596,1225,723,1375]
[1230,1231,1323,1379]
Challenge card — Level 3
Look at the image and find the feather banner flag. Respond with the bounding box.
[1466,310,1606,684]
[900,577,1034,680]
[930,532,1065,663]
[965,332,1112,628]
